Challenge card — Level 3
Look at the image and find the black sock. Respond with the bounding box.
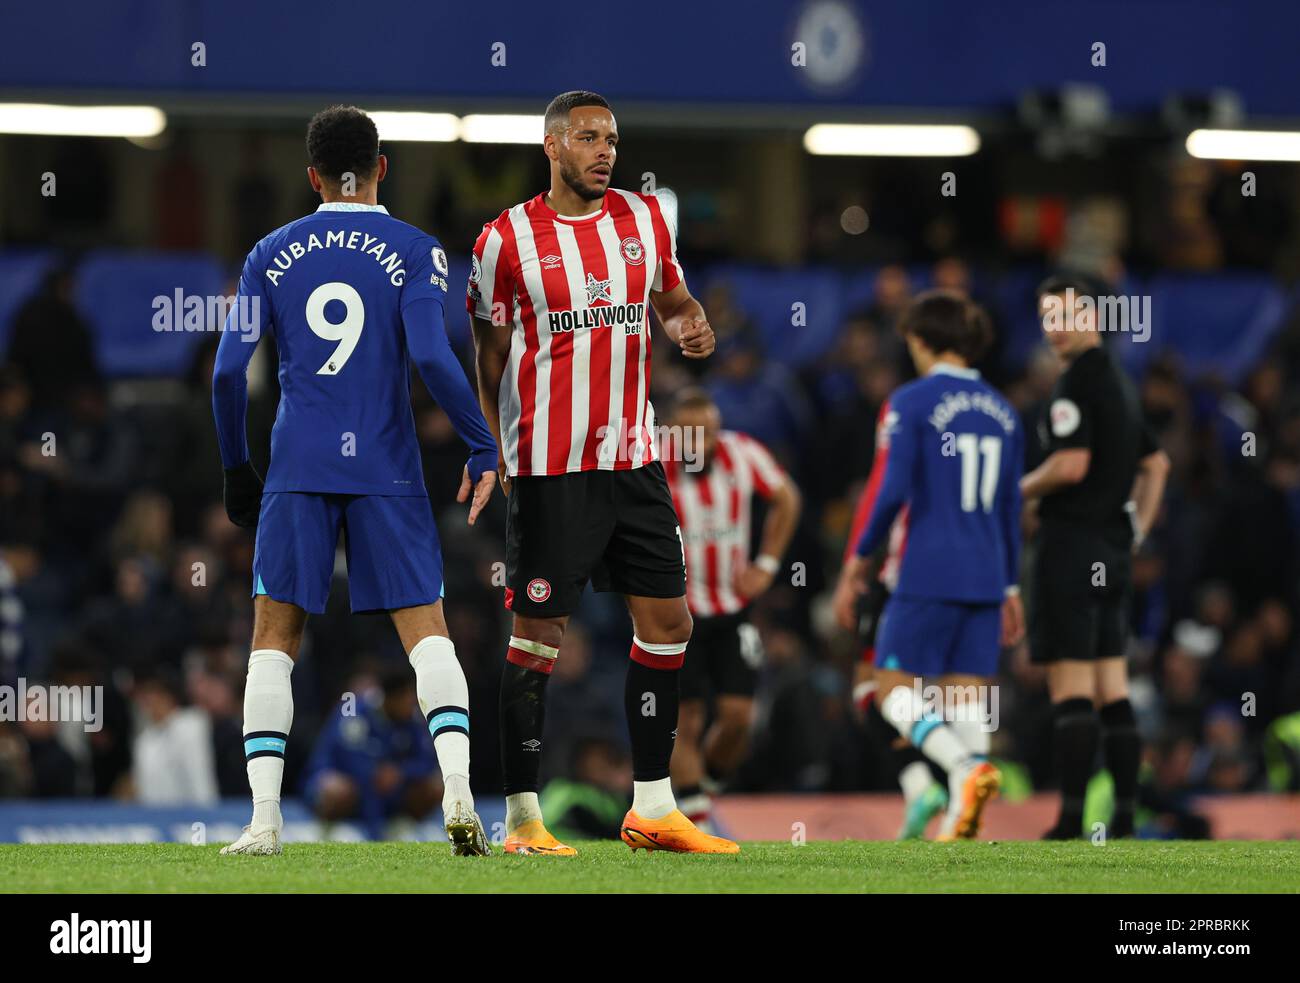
[1051,697,1099,836]
[499,660,551,795]
[625,660,680,782]
[1100,698,1140,836]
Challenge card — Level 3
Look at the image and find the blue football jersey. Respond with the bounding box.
[214,202,490,496]
[856,364,1022,603]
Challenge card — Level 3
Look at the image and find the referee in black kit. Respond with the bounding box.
[1020,274,1170,840]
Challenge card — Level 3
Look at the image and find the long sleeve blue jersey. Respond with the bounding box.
[855,364,1022,603]
[212,203,496,496]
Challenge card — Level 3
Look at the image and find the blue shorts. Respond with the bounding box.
[252,492,444,614]
[875,595,1001,678]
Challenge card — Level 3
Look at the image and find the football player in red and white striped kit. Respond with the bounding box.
[662,389,801,830]
[469,90,737,855]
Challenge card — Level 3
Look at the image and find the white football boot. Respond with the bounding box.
[444,801,492,856]
[220,824,283,856]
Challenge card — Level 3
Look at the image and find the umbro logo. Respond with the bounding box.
[541,254,562,269]
[522,739,542,751]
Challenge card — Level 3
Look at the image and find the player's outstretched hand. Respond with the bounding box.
[223,460,263,528]
[458,464,497,526]
[678,317,715,359]
[1000,592,1025,647]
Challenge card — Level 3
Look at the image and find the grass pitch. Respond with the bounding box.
[3,840,1297,893]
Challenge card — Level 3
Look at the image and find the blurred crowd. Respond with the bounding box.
[677,259,1300,816]
[1,247,1299,833]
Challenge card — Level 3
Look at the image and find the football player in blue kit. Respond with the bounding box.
[844,290,1025,841]
[212,106,498,856]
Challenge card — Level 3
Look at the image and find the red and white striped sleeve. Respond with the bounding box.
[645,193,683,294]
[733,431,786,500]
[843,399,893,565]
[466,213,515,324]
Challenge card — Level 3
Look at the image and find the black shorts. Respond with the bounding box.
[680,609,762,700]
[1028,520,1131,664]
[505,462,686,618]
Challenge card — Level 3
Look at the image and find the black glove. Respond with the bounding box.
[223,460,264,528]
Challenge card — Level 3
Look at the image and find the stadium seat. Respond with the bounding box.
[984,267,1044,369]
[13,252,1291,388]
[1124,273,1286,384]
[839,268,878,315]
[73,250,230,377]
[702,264,846,365]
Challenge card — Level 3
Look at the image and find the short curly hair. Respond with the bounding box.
[306,105,379,182]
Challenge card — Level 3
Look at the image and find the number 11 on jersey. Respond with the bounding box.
[956,432,1001,513]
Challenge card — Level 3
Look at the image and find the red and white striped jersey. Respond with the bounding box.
[844,398,909,592]
[664,429,788,618]
[468,189,683,477]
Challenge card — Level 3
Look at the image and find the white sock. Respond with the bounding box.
[632,778,676,820]
[243,649,293,829]
[899,760,934,804]
[506,791,542,830]
[941,703,992,833]
[409,635,473,810]
[950,701,990,761]
[881,684,971,774]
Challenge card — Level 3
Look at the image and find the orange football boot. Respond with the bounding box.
[938,760,1001,841]
[502,819,577,857]
[621,808,740,854]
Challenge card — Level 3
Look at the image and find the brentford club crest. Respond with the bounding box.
[527,578,552,602]
[620,236,645,266]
